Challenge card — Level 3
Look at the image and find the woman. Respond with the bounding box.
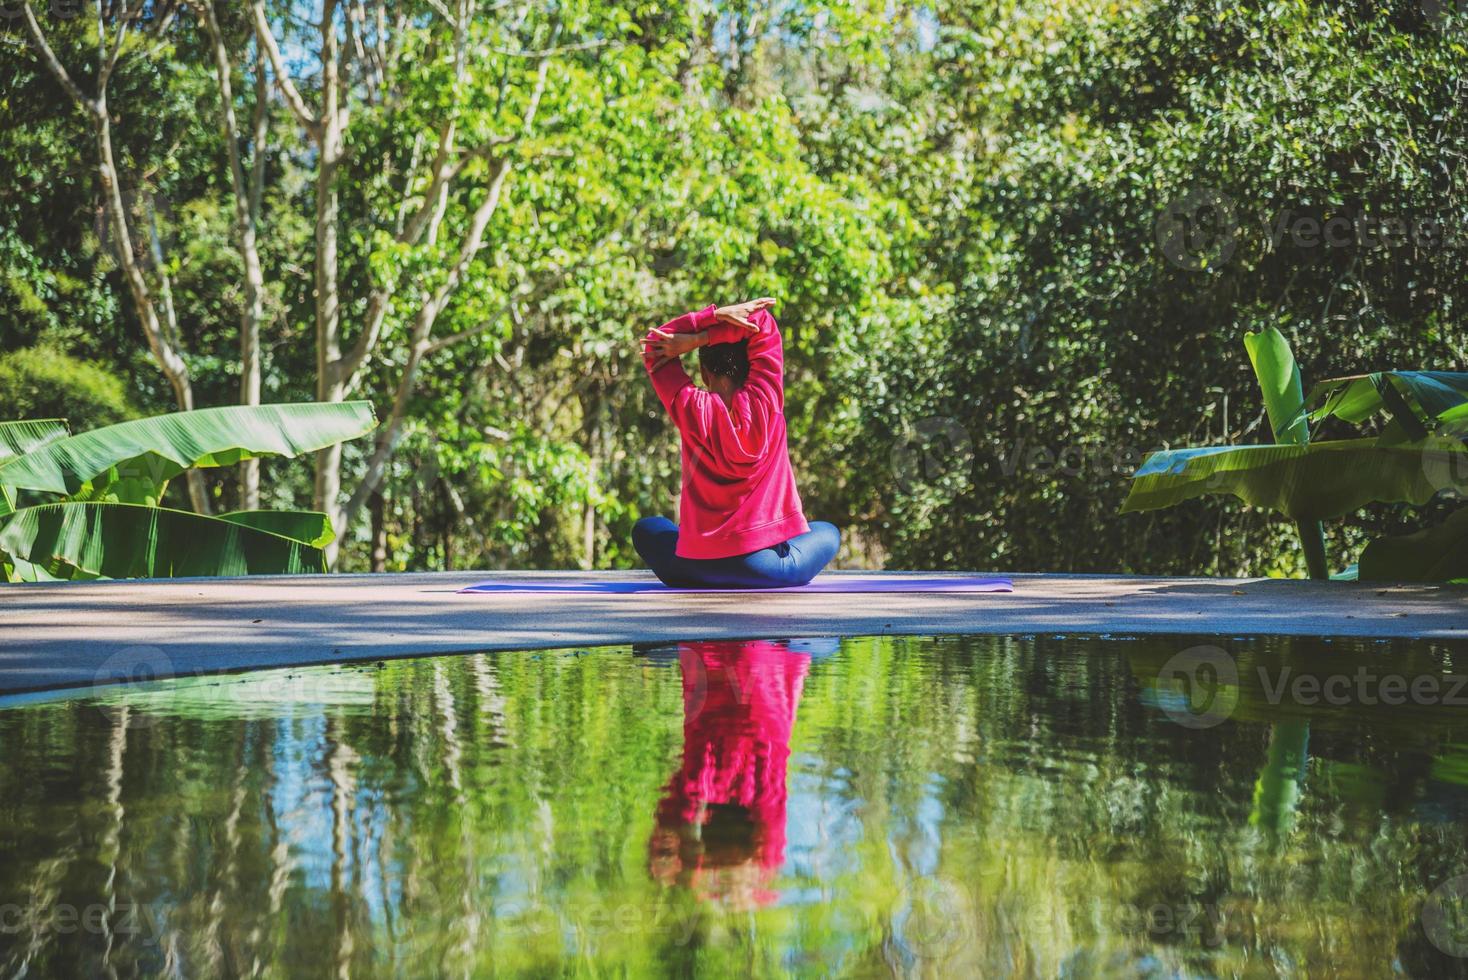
[635,298,840,588]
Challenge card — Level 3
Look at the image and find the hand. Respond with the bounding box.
[642,327,702,373]
[714,297,776,332]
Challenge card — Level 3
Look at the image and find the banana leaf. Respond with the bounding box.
[1306,371,1468,433]
[0,419,70,460]
[0,402,376,516]
[1358,506,1468,583]
[1244,327,1328,576]
[1120,436,1468,521]
[0,420,70,513]
[1244,328,1309,446]
[1249,720,1310,838]
[217,509,336,548]
[0,501,327,581]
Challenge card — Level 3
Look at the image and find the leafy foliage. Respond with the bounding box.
[1122,324,1468,578]
[2,0,1464,573]
[1359,506,1468,583]
[0,419,68,462]
[0,501,326,580]
[0,404,373,581]
[0,402,377,516]
[0,346,136,432]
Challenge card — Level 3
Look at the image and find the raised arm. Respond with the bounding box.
[739,307,785,409]
[640,300,771,413]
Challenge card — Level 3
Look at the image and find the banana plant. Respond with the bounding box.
[1121,328,1468,581]
[0,419,70,512]
[0,403,376,582]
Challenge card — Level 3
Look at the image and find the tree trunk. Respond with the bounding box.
[582,453,597,570]
[25,2,210,513]
[197,0,269,510]
[314,2,347,563]
[96,112,211,514]
[581,393,600,570]
[369,488,388,573]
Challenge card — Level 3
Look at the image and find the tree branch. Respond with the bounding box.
[422,0,456,29]
[98,0,139,90]
[249,40,268,223]
[491,37,611,58]
[22,2,103,117]
[423,305,515,355]
[249,0,320,134]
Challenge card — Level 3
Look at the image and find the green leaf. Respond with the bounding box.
[0,419,70,461]
[0,403,377,516]
[1120,437,1468,521]
[0,501,327,581]
[217,509,336,548]
[0,420,70,513]
[1306,372,1468,431]
[1305,375,1381,425]
[1243,328,1309,446]
[1358,507,1468,583]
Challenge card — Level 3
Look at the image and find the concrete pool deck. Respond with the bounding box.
[2,570,1466,697]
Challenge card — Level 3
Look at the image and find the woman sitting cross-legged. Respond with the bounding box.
[634,297,840,589]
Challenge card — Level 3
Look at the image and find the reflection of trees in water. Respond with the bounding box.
[0,636,1466,975]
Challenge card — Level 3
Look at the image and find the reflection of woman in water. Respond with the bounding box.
[648,640,812,908]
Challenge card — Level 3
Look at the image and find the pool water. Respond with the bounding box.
[3,634,1468,977]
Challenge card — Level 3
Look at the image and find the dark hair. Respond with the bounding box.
[699,339,750,386]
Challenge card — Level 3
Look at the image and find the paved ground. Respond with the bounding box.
[2,570,1466,698]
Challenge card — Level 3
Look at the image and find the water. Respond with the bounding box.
[3,634,1468,978]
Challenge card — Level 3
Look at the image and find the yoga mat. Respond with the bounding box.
[457,575,1013,595]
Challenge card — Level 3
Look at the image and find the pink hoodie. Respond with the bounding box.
[643,305,810,559]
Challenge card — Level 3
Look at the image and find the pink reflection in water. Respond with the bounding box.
[649,640,810,908]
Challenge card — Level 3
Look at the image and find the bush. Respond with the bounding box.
[0,346,136,431]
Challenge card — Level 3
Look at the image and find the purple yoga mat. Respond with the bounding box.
[457,575,1013,595]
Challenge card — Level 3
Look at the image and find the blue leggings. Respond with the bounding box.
[633,517,841,589]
